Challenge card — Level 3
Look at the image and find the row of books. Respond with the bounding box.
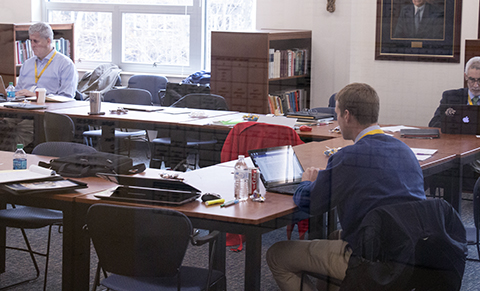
[268,48,309,79]
[16,38,71,64]
[268,88,307,115]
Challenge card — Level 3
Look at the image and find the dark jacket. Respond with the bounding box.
[428,88,468,128]
[340,199,467,291]
[393,3,444,39]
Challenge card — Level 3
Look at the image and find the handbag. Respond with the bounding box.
[162,82,210,106]
[39,152,146,178]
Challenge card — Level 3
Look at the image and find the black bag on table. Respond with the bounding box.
[162,82,210,106]
[39,152,146,178]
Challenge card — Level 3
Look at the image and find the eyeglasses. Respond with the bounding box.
[467,77,480,85]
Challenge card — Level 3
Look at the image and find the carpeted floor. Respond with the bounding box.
[1,142,480,290]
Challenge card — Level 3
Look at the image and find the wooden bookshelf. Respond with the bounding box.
[211,29,311,114]
[0,23,75,86]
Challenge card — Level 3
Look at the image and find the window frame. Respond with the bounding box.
[43,0,205,75]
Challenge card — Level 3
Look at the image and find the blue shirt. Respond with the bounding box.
[16,48,78,98]
[293,130,425,249]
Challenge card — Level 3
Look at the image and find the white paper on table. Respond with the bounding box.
[0,165,57,184]
[410,148,438,161]
[257,115,297,128]
[381,125,418,132]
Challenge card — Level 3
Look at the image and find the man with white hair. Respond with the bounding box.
[428,56,480,192]
[429,56,480,127]
[0,22,78,151]
[16,22,77,98]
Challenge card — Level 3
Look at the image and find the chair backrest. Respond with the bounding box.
[220,121,304,162]
[328,93,336,108]
[32,142,97,157]
[309,107,337,120]
[170,93,228,111]
[127,75,168,105]
[104,88,153,106]
[44,112,75,142]
[473,177,480,230]
[340,199,467,291]
[86,204,192,277]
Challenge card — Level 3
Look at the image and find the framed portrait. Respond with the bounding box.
[375,0,462,63]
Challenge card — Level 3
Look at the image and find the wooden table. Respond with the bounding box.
[0,151,115,290]
[293,129,480,212]
[73,165,297,291]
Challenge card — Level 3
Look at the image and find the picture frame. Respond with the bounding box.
[375,0,462,63]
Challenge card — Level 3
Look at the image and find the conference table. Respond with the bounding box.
[2,100,480,289]
[0,100,90,146]
[0,125,476,290]
[0,152,116,291]
[0,151,299,291]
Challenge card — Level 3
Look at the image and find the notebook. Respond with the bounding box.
[440,104,480,135]
[248,145,304,195]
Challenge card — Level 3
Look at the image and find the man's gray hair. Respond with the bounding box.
[465,56,480,74]
[29,22,54,42]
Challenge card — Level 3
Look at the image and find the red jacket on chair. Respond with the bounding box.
[221,122,304,162]
[221,122,305,250]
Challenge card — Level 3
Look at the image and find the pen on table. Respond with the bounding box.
[220,199,239,207]
[204,198,225,206]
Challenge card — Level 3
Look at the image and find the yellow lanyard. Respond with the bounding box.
[358,129,384,141]
[468,95,478,105]
[35,51,57,84]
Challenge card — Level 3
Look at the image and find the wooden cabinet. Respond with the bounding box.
[0,23,75,86]
[211,29,311,114]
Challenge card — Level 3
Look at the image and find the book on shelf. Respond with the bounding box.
[268,88,307,114]
[269,48,309,79]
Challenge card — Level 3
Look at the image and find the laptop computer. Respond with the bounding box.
[0,75,27,101]
[248,145,304,195]
[94,173,201,205]
[440,104,480,135]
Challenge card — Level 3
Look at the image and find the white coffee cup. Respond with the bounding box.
[89,91,101,114]
[35,88,47,104]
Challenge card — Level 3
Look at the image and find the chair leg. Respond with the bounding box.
[42,225,54,291]
[92,263,101,291]
[477,228,480,260]
[0,228,40,290]
[0,223,56,291]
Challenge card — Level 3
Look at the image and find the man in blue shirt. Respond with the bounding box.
[0,22,78,151]
[16,22,77,98]
[266,83,426,291]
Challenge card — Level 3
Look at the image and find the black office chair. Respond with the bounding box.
[85,204,226,291]
[32,141,97,157]
[150,93,228,170]
[466,177,480,261]
[300,199,467,291]
[127,75,168,105]
[0,142,96,290]
[44,111,75,142]
[82,88,152,157]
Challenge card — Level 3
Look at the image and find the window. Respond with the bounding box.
[45,0,255,75]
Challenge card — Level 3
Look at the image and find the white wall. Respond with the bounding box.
[257,0,480,126]
[0,0,41,23]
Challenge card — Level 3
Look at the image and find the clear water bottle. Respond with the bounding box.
[6,82,15,101]
[234,155,249,201]
[13,144,27,170]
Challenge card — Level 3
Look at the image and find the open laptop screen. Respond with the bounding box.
[249,145,304,187]
[440,104,480,135]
